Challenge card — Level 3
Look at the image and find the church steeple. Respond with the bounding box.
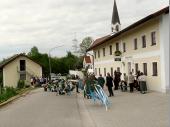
[111,0,121,34]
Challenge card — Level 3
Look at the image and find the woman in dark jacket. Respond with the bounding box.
[114,70,121,90]
[106,73,114,97]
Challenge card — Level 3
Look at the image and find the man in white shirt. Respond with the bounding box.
[138,72,147,94]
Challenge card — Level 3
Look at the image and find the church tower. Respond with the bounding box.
[111,0,121,34]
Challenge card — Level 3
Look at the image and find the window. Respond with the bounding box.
[94,52,96,59]
[109,45,112,55]
[20,73,26,80]
[20,60,26,71]
[142,35,146,48]
[135,63,138,74]
[143,63,147,76]
[152,62,158,76]
[116,43,119,51]
[19,60,26,80]
[99,68,101,75]
[98,50,100,58]
[103,48,105,56]
[111,67,113,77]
[123,42,126,52]
[116,25,119,31]
[104,68,106,76]
[134,38,138,50]
[151,31,156,45]
[95,68,97,75]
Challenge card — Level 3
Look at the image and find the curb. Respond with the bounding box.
[0,88,35,108]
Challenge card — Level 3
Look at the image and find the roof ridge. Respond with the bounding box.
[0,53,42,69]
[88,6,169,51]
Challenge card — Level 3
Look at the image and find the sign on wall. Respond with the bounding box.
[114,56,121,61]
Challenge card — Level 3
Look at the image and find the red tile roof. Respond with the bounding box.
[84,56,92,64]
[87,6,169,51]
[89,35,111,49]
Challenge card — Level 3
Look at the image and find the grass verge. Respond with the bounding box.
[0,87,35,106]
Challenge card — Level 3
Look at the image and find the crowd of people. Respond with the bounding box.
[84,69,147,98]
[38,70,147,98]
[30,76,47,87]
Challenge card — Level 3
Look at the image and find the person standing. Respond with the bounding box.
[75,75,80,93]
[106,73,114,97]
[123,73,128,86]
[136,71,141,79]
[33,77,36,85]
[84,74,95,99]
[97,74,105,89]
[120,73,128,91]
[114,70,122,90]
[40,77,43,85]
[30,77,34,86]
[136,70,141,91]
[128,72,135,92]
[138,72,147,94]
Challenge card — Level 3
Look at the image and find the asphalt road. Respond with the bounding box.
[0,88,85,127]
[0,88,168,127]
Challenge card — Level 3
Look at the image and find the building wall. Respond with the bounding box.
[3,56,42,87]
[133,56,161,92]
[25,56,42,78]
[93,16,165,92]
[3,60,19,87]
[94,17,160,62]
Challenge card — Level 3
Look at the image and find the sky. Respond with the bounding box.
[0,0,168,60]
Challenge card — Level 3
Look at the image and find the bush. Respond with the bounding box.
[0,87,17,102]
[17,80,25,89]
[0,72,3,85]
[0,83,3,94]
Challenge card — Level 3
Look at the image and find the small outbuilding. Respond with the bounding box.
[0,54,42,87]
[83,55,94,74]
[83,56,93,68]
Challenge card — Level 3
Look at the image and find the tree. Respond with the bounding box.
[79,37,93,55]
[28,46,49,76]
[28,46,39,57]
[27,46,83,76]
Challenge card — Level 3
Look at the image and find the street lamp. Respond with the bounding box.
[48,45,64,82]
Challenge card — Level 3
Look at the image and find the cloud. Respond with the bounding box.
[0,0,168,60]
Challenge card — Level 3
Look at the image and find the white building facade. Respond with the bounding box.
[88,6,169,93]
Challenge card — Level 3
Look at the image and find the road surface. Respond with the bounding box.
[0,88,169,127]
[0,88,84,127]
